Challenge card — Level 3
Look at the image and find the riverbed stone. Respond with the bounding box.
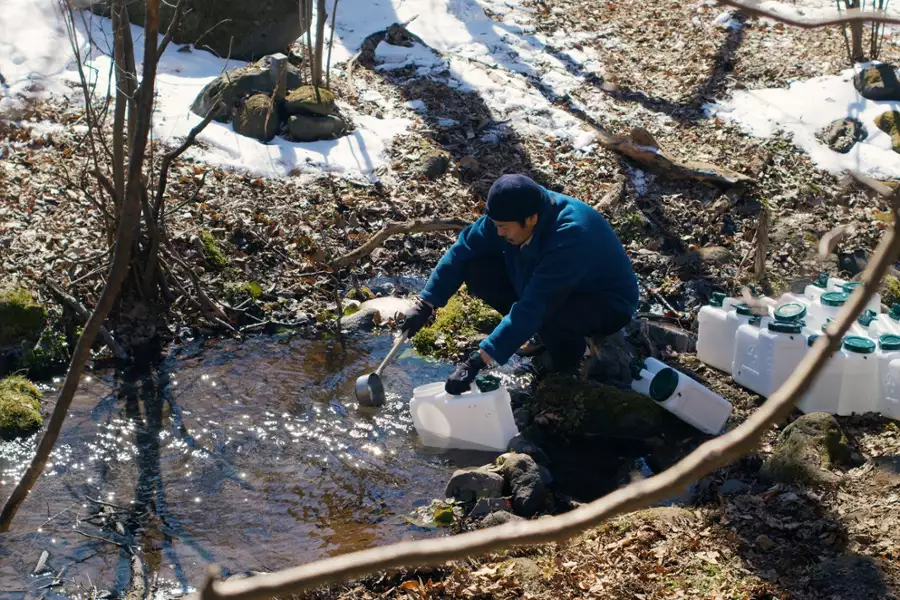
[92,0,310,62]
[0,376,43,439]
[445,468,505,505]
[817,118,867,154]
[468,497,512,518]
[761,413,851,486]
[339,297,417,331]
[854,64,900,101]
[875,111,900,153]
[499,452,549,517]
[233,94,278,142]
[507,433,551,466]
[478,510,523,528]
[0,284,46,349]
[284,86,336,116]
[287,114,349,142]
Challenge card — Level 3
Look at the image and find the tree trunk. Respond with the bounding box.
[315,0,328,88]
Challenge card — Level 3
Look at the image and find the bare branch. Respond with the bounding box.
[331,219,471,268]
[45,281,128,360]
[717,0,900,28]
[157,0,186,56]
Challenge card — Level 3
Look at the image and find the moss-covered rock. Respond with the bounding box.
[761,412,851,486]
[0,376,43,438]
[345,287,375,302]
[529,374,675,440]
[287,114,348,142]
[199,230,227,270]
[0,284,47,349]
[881,274,900,307]
[874,110,900,153]
[412,288,502,361]
[854,64,900,101]
[284,86,336,116]
[224,281,262,304]
[233,94,278,142]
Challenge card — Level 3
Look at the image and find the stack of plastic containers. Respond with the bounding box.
[696,293,759,374]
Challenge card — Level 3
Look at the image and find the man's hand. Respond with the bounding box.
[401,299,434,337]
[445,351,486,395]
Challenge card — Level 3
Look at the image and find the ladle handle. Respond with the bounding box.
[374,332,408,376]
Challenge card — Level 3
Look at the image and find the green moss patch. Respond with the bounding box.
[0,284,47,348]
[199,230,227,270]
[411,287,502,360]
[875,111,900,152]
[0,376,43,438]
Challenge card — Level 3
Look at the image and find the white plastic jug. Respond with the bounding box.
[870,304,900,338]
[732,307,810,398]
[827,277,848,293]
[806,291,849,331]
[798,336,878,416]
[840,282,881,314]
[631,357,732,435]
[821,310,876,337]
[409,380,518,452]
[881,356,900,421]
[777,292,812,308]
[804,273,832,304]
[876,335,900,418]
[697,296,757,374]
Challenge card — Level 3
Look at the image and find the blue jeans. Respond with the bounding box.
[463,253,633,371]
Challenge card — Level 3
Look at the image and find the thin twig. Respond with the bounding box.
[45,280,128,360]
[332,219,470,268]
[718,0,900,27]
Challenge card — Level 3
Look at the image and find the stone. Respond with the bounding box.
[499,453,548,517]
[233,94,278,142]
[809,555,888,599]
[874,110,900,153]
[0,284,46,349]
[646,321,696,353]
[287,114,348,142]
[445,468,505,505]
[583,328,638,388]
[839,249,869,277]
[0,376,43,439]
[854,64,900,101]
[419,151,451,179]
[192,56,305,122]
[284,86,336,116]
[675,246,734,267]
[537,464,553,485]
[92,0,310,62]
[718,478,749,496]
[762,413,851,486]
[817,118,867,154]
[339,297,417,331]
[513,407,532,429]
[754,534,776,551]
[507,433,551,466]
[468,497,512,518]
[478,510,523,528]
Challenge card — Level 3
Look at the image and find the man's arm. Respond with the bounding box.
[419,216,502,309]
[479,225,591,365]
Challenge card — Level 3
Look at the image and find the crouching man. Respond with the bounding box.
[401,174,639,394]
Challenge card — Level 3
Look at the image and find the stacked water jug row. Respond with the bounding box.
[696,274,900,421]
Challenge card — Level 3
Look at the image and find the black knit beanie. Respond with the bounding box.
[485,174,545,222]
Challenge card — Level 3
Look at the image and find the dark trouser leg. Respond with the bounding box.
[461,252,517,315]
[539,293,632,373]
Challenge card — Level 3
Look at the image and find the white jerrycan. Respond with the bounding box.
[882,355,900,421]
[827,277,848,293]
[806,291,849,331]
[870,304,900,338]
[798,336,878,415]
[631,357,733,435]
[697,297,756,374]
[876,335,900,419]
[732,303,809,397]
[804,273,831,304]
[840,282,881,314]
[409,378,518,452]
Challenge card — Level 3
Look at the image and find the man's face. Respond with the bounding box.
[493,215,538,246]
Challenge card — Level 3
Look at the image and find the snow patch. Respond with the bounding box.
[707,66,900,179]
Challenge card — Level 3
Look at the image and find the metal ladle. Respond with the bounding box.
[354,332,408,407]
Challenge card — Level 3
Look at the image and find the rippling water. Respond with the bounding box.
[0,333,513,597]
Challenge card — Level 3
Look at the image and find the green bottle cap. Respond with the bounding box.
[649,368,679,402]
[709,292,726,307]
[858,309,878,327]
[821,291,849,307]
[774,302,807,322]
[843,336,876,354]
[734,303,753,316]
[890,303,900,321]
[808,334,821,347]
[880,334,900,351]
[769,320,803,334]
[841,282,862,296]
[475,374,501,392]
[813,273,829,289]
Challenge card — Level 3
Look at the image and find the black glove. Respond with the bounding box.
[445,351,486,395]
[401,299,433,336]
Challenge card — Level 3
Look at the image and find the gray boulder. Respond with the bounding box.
[445,468,504,505]
[288,114,348,142]
[761,412,851,486]
[500,453,548,517]
[233,94,278,142]
[507,433,550,466]
[91,0,309,62]
[340,297,417,331]
[854,64,900,101]
[191,56,305,122]
[817,118,867,154]
[284,86,336,116]
[478,510,523,528]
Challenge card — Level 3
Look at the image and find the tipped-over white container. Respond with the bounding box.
[798,336,878,416]
[732,303,810,397]
[870,304,900,338]
[839,282,881,314]
[409,380,518,452]
[631,357,732,435]
[806,291,850,332]
[697,295,756,374]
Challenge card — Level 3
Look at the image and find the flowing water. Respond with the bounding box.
[0,333,511,598]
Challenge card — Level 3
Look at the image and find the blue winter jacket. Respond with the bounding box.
[419,188,639,365]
